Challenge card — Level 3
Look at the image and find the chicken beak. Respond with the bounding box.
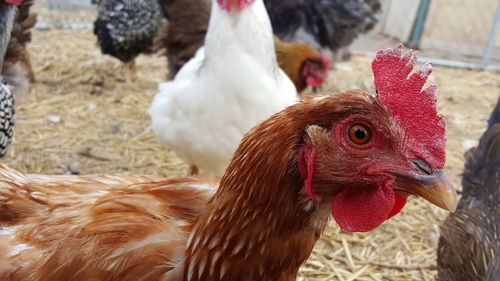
[390,169,458,212]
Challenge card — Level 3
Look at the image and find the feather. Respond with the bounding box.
[93,0,163,63]
[154,0,211,80]
[264,0,381,54]
[437,97,500,281]
[0,168,217,280]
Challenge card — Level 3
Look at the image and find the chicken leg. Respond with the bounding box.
[188,164,199,176]
[123,60,137,82]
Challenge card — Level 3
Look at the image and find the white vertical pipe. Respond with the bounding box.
[481,0,500,68]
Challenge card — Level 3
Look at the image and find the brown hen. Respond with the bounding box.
[0,45,456,281]
[274,38,330,93]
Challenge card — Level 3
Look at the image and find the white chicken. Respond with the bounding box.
[149,0,298,175]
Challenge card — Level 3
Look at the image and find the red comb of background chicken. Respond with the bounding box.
[372,43,446,169]
[5,0,23,4]
[217,0,255,11]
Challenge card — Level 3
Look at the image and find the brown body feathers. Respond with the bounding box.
[155,0,210,80]
[0,165,218,281]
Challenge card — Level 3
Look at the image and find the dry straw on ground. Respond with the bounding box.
[5,7,500,280]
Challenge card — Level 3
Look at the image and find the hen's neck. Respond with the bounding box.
[180,107,331,281]
[204,0,277,70]
[0,4,16,70]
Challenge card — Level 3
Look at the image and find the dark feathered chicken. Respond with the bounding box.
[92,0,163,80]
[155,0,210,80]
[437,97,500,281]
[3,0,36,102]
[0,1,19,158]
[264,0,381,57]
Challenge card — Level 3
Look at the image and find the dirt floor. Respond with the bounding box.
[3,5,500,280]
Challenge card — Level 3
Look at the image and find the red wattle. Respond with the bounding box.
[237,0,255,10]
[332,185,396,232]
[387,193,407,219]
[306,76,324,87]
[298,146,317,201]
[216,0,232,11]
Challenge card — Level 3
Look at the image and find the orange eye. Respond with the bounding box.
[348,124,371,145]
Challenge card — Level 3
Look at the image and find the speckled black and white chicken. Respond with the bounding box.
[92,0,163,81]
[0,1,18,158]
[437,97,500,281]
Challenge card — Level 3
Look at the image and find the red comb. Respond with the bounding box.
[5,0,23,3]
[372,44,446,169]
[216,0,254,11]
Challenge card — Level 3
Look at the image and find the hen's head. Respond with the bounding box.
[293,44,456,232]
[302,53,331,89]
[216,0,255,11]
[274,38,331,93]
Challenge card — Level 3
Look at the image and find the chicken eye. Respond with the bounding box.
[348,124,371,145]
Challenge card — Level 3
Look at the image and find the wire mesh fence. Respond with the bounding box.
[352,0,500,70]
[40,0,500,70]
